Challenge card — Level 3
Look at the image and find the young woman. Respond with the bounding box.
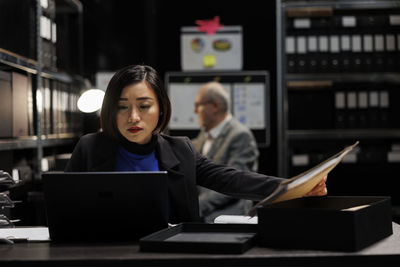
[65,64,327,224]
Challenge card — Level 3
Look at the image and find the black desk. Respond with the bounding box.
[1,222,400,267]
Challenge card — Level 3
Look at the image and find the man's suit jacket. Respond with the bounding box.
[191,117,260,222]
[65,132,283,224]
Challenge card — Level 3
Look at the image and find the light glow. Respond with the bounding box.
[77,89,105,113]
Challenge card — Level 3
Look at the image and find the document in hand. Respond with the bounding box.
[248,141,359,216]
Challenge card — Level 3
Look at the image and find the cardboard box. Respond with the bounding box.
[257,196,393,251]
[180,26,242,71]
[0,71,31,138]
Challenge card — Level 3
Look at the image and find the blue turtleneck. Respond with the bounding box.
[115,145,160,171]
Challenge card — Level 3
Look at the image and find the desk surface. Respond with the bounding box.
[1,222,400,267]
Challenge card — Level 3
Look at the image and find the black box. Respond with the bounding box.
[257,196,393,251]
[140,223,257,254]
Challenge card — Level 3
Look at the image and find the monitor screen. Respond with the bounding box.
[165,71,270,146]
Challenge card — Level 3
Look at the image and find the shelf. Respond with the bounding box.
[0,48,38,74]
[0,133,80,151]
[282,0,400,10]
[287,129,400,140]
[0,48,84,84]
[286,73,400,84]
[42,68,85,84]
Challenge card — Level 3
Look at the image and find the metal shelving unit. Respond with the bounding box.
[0,134,81,151]
[0,0,84,179]
[287,129,400,140]
[0,0,85,227]
[276,0,400,178]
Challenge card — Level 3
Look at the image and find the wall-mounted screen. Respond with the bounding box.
[165,71,270,146]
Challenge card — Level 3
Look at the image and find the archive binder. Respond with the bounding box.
[0,71,32,138]
[285,8,400,74]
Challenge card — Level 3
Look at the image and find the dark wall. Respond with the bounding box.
[82,1,276,76]
[81,0,278,175]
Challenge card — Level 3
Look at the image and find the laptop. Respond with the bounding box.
[42,171,169,243]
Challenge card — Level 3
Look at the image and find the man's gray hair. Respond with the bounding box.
[204,82,230,114]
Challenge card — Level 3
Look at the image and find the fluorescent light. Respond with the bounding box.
[77,89,105,113]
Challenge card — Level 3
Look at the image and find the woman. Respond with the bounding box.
[65,64,327,223]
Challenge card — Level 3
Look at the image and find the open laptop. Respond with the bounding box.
[42,171,169,243]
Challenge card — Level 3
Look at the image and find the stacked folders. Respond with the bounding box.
[288,81,399,130]
[285,7,400,73]
[333,84,397,129]
[0,70,82,138]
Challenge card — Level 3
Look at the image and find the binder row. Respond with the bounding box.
[288,82,400,130]
[40,0,57,69]
[41,77,83,136]
[334,89,392,129]
[0,70,83,139]
[286,36,400,73]
[285,10,400,73]
[286,13,399,31]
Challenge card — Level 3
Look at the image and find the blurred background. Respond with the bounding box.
[0,0,399,226]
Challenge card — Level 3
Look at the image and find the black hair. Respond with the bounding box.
[100,64,171,140]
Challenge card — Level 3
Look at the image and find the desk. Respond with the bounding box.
[1,222,399,267]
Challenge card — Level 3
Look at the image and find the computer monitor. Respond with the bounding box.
[165,71,270,146]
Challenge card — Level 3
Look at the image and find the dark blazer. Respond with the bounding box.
[65,132,284,223]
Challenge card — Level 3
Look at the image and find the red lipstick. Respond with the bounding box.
[128,126,143,133]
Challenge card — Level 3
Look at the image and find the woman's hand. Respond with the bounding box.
[305,176,328,196]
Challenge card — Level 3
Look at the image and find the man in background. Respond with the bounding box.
[192,81,259,223]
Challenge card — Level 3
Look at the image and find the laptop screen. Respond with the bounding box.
[42,171,169,242]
